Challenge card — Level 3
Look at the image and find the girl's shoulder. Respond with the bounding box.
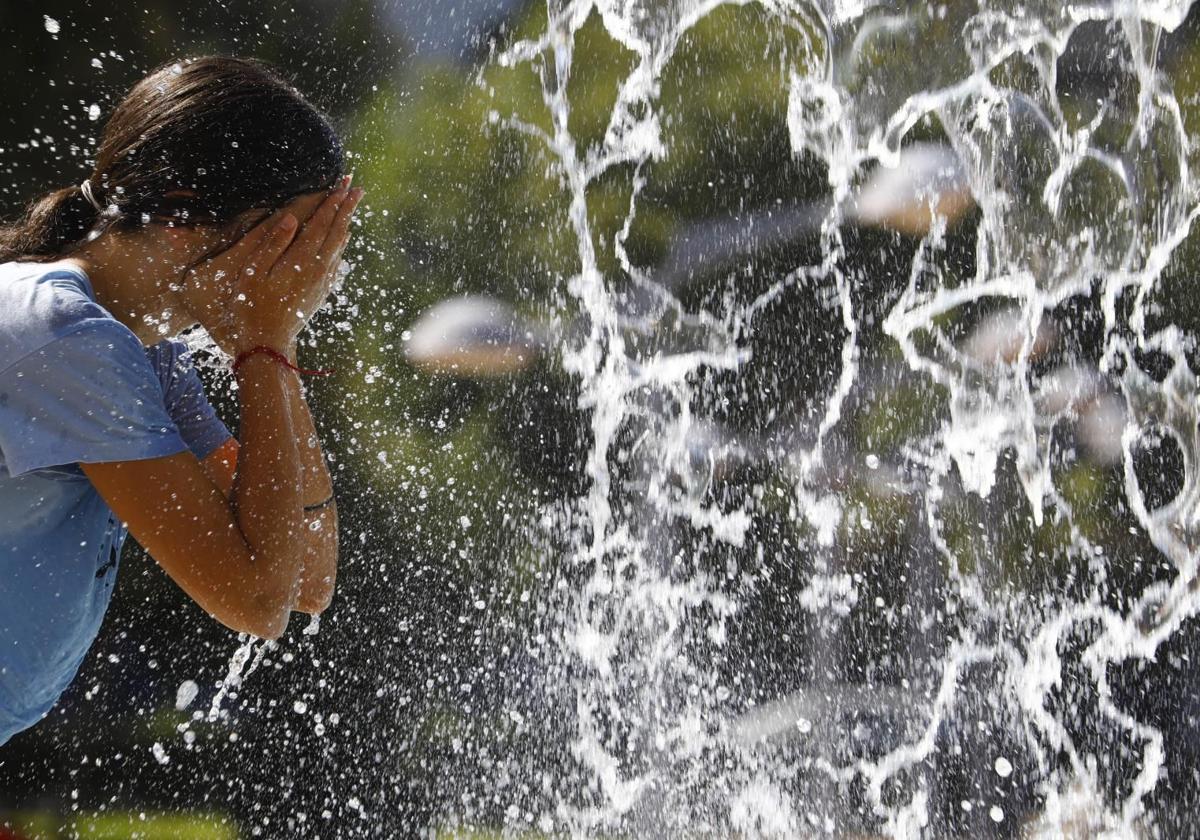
[0,260,124,371]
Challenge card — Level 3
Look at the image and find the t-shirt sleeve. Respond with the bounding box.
[0,322,189,476]
[146,341,233,461]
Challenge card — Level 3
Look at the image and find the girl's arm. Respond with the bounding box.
[285,364,338,614]
[86,186,358,639]
[83,348,307,639]
[202,362,337,616]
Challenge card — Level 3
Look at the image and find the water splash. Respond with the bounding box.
[206,635,273,724]
[483,0,1200,836]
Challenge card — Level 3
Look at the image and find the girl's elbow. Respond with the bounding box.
[296,586,334,616]
[243,607,289,640]
[216,587,295,640]
[296,546,337,615]
[217,605,289,640]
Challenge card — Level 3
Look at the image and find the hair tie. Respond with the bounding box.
[79,180,104,213]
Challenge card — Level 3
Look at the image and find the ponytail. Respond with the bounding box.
[0,185,102,263]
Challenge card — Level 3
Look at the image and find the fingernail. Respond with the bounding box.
[351,187,365,200]
[275,213,297,232]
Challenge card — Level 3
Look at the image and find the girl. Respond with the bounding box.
[0,57,363,745]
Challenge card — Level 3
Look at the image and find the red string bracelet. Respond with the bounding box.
[231,345,334,377]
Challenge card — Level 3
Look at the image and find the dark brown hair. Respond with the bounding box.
[0,56,344,262]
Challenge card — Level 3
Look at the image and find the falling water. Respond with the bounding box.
[470,0,1200,837]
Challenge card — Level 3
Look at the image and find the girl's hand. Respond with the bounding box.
[180,178,364,355]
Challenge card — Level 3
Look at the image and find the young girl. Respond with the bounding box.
[0,56,363,745]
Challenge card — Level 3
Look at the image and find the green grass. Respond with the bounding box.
[3,811,237,840]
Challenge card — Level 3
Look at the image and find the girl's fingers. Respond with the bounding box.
[314,190,363,303]
[228,206,295,260]
[286,181,350,262]
[225,188,332,270]
[283,190,329,228]
[329,227,352,270]
[316,233,352,302]
[242,213,299,280]
[271,187,347,320]
[324,219,355,279]
[205,179,346,275]
[314,192,362,299]
[318,187,364,265]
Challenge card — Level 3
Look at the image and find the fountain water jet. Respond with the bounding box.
[459,1,1200,836]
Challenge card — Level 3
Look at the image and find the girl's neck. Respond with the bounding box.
[66,232,185,345]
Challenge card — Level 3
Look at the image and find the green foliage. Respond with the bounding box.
[3,811,237,840]
[435,829,554,840]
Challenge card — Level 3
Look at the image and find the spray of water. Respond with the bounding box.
[479,0,1200,837]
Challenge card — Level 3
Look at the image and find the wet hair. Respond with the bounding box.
[0,55,344,262]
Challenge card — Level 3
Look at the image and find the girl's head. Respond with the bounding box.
[0,56,344,263]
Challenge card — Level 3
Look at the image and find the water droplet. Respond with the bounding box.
[43,16,60,34]
[994,756,1013,778]
[175,680,198,711]
[303,614,320,636]
[989,805,1004,823]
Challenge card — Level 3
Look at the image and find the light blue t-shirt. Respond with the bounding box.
[0,260,232,746]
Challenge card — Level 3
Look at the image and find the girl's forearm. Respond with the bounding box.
[282,348,338,614]
[231,352,307,626]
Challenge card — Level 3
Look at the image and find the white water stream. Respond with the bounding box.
[480,1,1200,837]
